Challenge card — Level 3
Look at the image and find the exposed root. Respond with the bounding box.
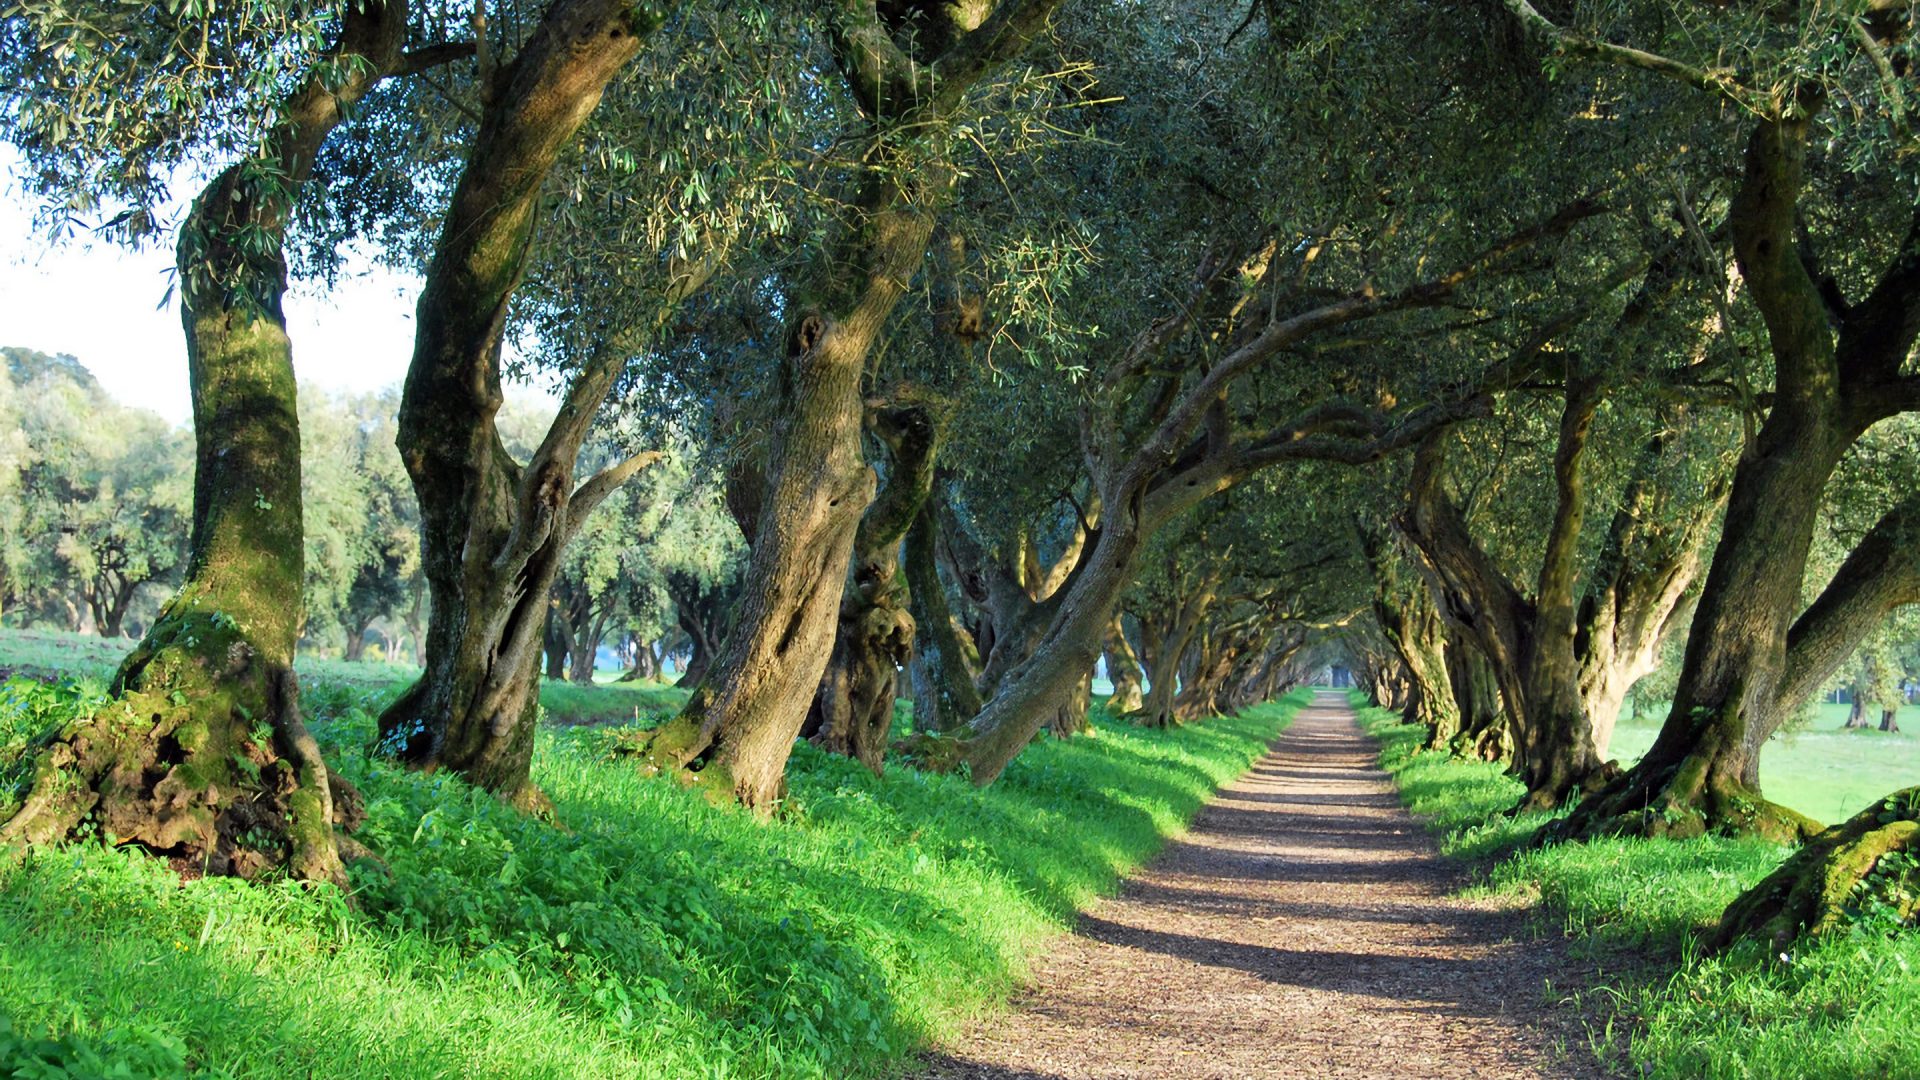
[1,611,356,887]
[1540,749,1822,847]
[1712,787,1920,952]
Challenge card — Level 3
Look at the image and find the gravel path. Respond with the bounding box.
[918,691,1610,1079]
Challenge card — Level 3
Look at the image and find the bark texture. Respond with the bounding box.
[807,400,943,773]
[1103,615,1147,714]
[2,3,430,884]
[381,0,677,809]
[904,497,984,732]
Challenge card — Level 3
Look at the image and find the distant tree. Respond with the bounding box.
[5,349,190,637]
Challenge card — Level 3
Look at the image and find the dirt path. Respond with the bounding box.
[919,691,1609,1079]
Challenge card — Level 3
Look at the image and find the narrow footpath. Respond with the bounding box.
[920,691,1608,1079]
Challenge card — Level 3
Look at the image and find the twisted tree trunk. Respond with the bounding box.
[808,400,942,773]
[1554,115,1920,844]
[2,2,437,885]
[1102,614,1146,714]
[904,497,984,733]
[379,0,677,809]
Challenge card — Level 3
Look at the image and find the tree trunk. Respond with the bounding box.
[1,3,422,885]
[809,401,942,773]
[1550,114,1920,845]
[1050,672,1093,737]
[950,503,1148,784]
[1129,573,1218,729]
[1846,691,1872,729]
[1359,522,1463,748]
[1102,614,1146,714]
[905,498,984,733]
[1882,709,1901,734]
[620,218,913,806]
[1400,428,1604,810]
[344,617,371,662]
[1173,632,1239,721]
[566,607,606,686]
[618,0,1064,807]
[544,617,568,681]
[379,0,674,810]
[1447,635,1510,761]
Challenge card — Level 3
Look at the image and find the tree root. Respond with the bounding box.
[1,632,360,887]
[1712,787,1920,952]
[1539,751,1822,847]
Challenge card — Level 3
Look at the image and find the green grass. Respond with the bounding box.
[1358,696,1920,1080]
[0,626,689,727]
[1612,701,1920,827]
[0,635,1302,1079]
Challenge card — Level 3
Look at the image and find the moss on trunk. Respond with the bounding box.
[1713,787,1920,952]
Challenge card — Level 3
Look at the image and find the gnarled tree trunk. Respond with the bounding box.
[2,3,431,885]
[379,0,676,810]
[1102,614,1146,714]
[904,496,984,733]
[1553,115,1920,844]
[807,400,942,773]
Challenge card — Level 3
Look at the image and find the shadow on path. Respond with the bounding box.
[918,691,1611,1080]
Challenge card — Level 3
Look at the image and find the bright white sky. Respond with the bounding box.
[0,150,550,427]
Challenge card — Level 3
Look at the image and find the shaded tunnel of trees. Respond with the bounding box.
[4,0,1920,954]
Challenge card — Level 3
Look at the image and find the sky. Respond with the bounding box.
[0,166,436,426]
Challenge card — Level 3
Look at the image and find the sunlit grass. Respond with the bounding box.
[1357,698,1920,1080]
[0,650,1301,1078]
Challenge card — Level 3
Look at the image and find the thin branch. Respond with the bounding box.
[569,451,666,534]
[1499,0,1760,112]
[389,40,478,77]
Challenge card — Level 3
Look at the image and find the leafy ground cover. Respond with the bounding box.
[1358,696,1920,1080]
[0,636,1301,1078]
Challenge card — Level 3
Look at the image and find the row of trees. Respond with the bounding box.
[3,0,1919,951]
[0,349,741,679]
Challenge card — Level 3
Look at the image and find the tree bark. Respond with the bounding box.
[1447,633,1511,761]
[544,617,568,681]
[379,0,676,810]
[1554,113,1920,844]
[904,497,984,732]
[1102,614,1146,714]
[2,2,430,885]
[1359,521,1463,749]
[807,400,942,773]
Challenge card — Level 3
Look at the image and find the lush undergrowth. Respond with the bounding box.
[1356,696,1920,1080]
[0,655,1301,1079]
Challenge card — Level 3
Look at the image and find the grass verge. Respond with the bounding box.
[0,626,688,726]
[0,663,1302,1079]
[1354,694,1920,1080]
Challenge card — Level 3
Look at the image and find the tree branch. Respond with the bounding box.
[1777,489,1920,719]
[1498,0,1759,110]
[568,450,665,534]
[389,40,478,77]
